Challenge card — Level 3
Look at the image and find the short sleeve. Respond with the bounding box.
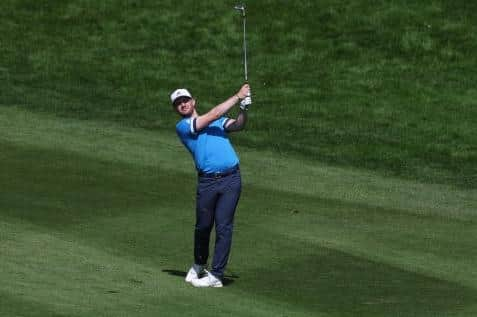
[176,118,197,138]
[218,117,231,130]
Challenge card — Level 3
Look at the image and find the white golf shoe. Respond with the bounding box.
[185,264,206,283]
[191,272,223,288]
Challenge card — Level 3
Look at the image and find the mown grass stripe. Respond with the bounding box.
[1,107,475,221]
[2,107,476,316]
[1,218,315,317]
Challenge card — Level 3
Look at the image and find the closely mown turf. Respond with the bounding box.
[1,108,476,316]
[1,0,476,186]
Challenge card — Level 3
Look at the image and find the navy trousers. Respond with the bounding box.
[194,169,241,280]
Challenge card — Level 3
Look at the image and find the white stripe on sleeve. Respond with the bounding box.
[190,118,197,134]
[223,118,231,129]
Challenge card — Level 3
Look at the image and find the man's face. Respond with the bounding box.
[173,96,195,117]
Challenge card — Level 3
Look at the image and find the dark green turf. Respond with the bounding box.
[1,0,476,186]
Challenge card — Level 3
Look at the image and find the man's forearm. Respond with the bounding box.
[196,95,240,131]
[210,84,249,121]
[209,95,241,120]
[226,109,248,132]
[195,84,250,132]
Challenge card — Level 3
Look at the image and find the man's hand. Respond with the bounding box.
[236,84,250,99]
[240,95,252,110]
[237,84,251,110]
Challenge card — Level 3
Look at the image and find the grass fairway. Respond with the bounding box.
[1,107,476,316]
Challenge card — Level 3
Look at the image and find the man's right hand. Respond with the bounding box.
[236,84,250,99]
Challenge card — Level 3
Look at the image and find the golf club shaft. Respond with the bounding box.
[235,4,248,82]
[242,13,247,82]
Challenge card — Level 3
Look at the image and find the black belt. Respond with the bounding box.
[198,165,240,178]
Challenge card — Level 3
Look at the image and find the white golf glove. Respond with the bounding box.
[240,92,252,111]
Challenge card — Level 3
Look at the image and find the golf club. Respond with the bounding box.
[234,4,248,82]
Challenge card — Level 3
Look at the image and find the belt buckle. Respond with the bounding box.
[213,172,222,179]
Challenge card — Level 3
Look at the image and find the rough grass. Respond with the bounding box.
[1,0,476,187]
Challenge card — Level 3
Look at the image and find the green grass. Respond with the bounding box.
[1,0,477,315]
[1,0,476,186]
[1,107,476,316]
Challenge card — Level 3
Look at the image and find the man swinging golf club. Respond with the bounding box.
[171,3,252,288]
[171,84,252,287]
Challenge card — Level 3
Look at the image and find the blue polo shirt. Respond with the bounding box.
[176,116,239,173]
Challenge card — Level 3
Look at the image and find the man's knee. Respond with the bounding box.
[215,223,233,237]
[195,223,213,234]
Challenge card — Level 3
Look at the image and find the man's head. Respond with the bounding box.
[170,88,196,117]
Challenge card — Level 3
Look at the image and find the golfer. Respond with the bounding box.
[171,84,251,288]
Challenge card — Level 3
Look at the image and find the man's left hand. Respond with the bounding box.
[240,90,252,110]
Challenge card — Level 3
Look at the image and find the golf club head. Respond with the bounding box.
[234,4,246,17]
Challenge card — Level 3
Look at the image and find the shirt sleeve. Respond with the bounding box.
[176,118,197,138]
[219,117,231,130]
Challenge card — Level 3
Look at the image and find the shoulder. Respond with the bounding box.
[176,117,196,136]
[176,117,191,129]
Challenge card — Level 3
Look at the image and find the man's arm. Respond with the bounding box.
[225,109,247,132]
[195,84,250,132]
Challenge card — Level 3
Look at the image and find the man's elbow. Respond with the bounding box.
[237,118,247,131]
[227,122,246,132]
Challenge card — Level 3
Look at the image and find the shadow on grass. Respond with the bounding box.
[162,269,238,286]
[242,245,477,316]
